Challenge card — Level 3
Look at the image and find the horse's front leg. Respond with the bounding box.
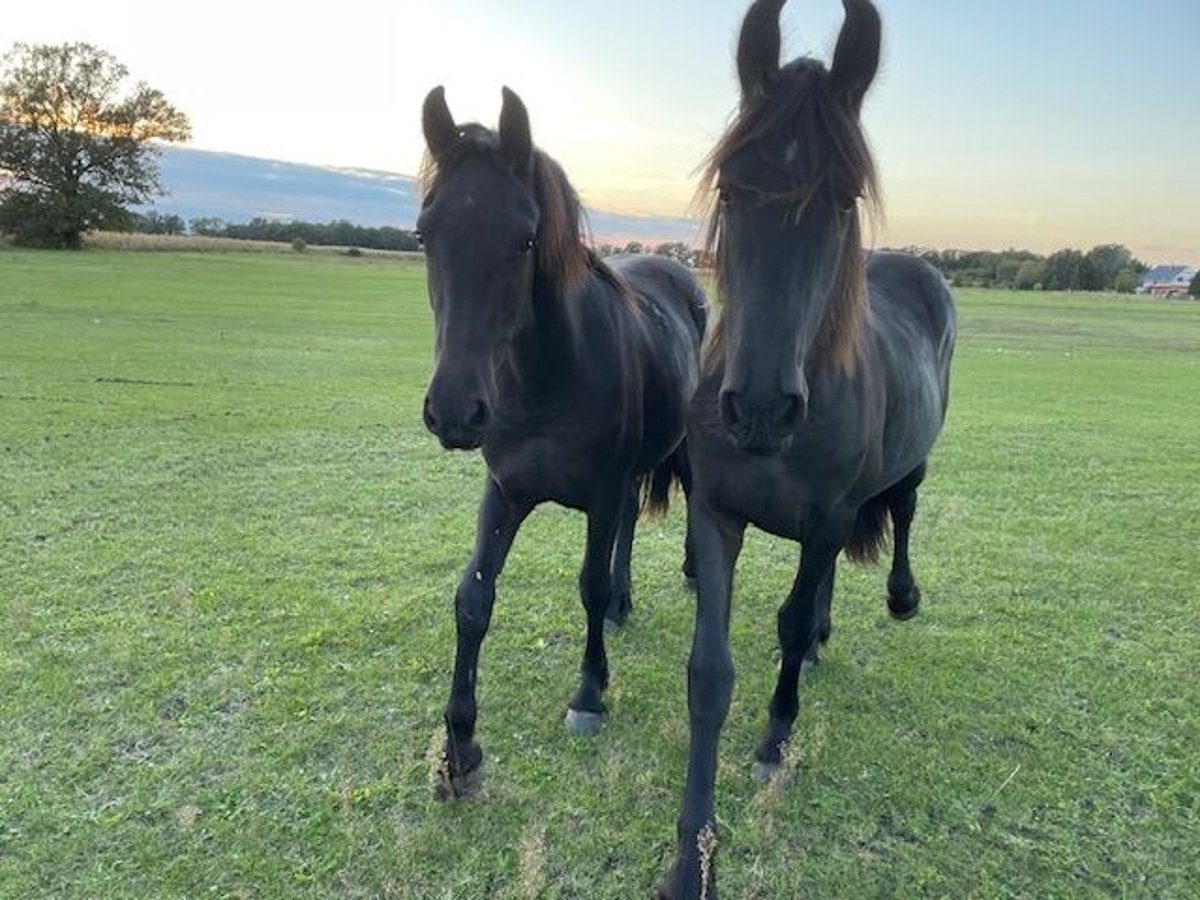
[436,477,529,801]
[754,523,848,780]
[659,500,745,900]
[565,488,626,735]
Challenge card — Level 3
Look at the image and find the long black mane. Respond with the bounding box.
[419,124,628,301]
[698,59,881,375]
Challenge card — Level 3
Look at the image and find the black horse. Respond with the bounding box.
[661,1,956,896]
[417,86,708,800]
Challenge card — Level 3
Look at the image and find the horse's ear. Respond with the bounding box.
[499,86,533,174]
[830,0,881,112]
[737,0,786,101]
[423,86,458,160]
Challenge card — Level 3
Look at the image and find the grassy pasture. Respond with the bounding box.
[1,249,1197,898]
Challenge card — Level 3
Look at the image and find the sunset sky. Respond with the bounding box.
[5,0,1198,263]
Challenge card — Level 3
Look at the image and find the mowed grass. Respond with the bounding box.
[1,248,1197,898]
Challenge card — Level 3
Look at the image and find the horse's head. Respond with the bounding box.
[417,86,540,450]
[704,0,880,454]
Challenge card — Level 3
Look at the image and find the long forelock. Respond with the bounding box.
[697,60,879,376]
[420,125,621,300]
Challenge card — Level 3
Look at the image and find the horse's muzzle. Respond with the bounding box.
[718,388,804,456]
[423,393,490,451]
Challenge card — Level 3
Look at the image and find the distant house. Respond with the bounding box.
[1138,265,1197,298]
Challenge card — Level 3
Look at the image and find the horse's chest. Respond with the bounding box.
[690,419,871,541]
[483,429,610,510]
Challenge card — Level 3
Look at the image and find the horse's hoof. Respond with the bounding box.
[888,585,921,621]
[565,707,605,736]
[752,760,781,782]
[434,759,484,802]
[659,830,718,899]
[605,593,631,633]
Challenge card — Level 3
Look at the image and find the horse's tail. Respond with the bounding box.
[844,463,928,564]
[640,443,690,519]
[638,265,707,519]
[844,493,890,564]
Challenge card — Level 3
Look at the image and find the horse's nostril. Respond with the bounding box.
[719,390,746,432]
[423,395,439,433]
[775,393,804,429]
[466,400,490,430]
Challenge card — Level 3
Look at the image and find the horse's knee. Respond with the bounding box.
[579,568,612,613]
[687,653,734,716]
[454,577,494,642]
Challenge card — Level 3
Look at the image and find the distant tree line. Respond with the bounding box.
[596,241,1152,293]
[127,214,1161,295]
[597,241,704,268]
[902,244,1148,293]
[132,212,421,251]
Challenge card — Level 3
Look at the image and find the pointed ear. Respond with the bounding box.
[499,86,533,174]
[737,0,786,101]
[422,86,458,159]
[830,0,881,112]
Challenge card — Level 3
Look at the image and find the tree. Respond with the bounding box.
[1015,260,1045,291]
[1084,244,1144,291]
[134,210,184,235]
[995,258,1022,288]
[1113,269,1141,294]
[1043,249,1085,291]
[0,43,190,248]
[189,216,226,237]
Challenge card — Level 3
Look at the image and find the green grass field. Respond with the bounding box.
[2,248,1197,898]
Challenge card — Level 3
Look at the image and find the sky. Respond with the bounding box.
[4,0,1199,263]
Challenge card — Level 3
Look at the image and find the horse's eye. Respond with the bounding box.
[718,189,733,209]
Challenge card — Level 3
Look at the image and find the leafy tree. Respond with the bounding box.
[189,216,226,237]
[1042,249,1085,291]
[133,210,184,235]
[1084,244,1144,291]
[1190,270,1200,298]
[995,258,1022,287]
[1015,260,1045,291]
[0,42,190,248]
[1113,269,1141,294]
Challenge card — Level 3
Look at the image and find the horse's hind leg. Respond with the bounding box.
[678,448,697,587]
[886,463,926,621]
[803,561,836,672]
[604,483,639,633]
[566,489,625,735]
[436,477,529,802]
